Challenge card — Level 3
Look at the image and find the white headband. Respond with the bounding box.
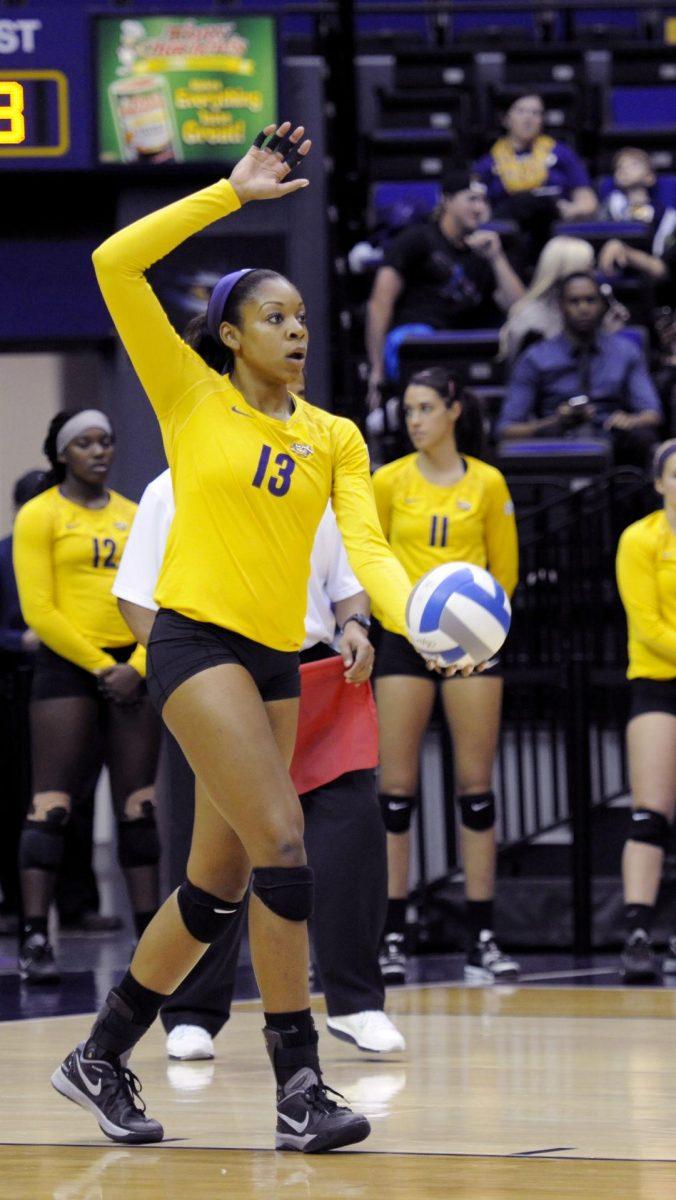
[56,410,113,457]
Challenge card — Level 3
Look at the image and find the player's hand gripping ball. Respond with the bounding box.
[406,562,511,670]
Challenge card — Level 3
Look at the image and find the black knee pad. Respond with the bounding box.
[458,791,496,832]
[117,816,160,869]
[176,878,243,943]
[628,808,671,851]
[380,793,416,834]
[19,819,67,870]
[251,865,314,921]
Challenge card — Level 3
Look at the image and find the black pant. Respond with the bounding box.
[160,735,386,1035]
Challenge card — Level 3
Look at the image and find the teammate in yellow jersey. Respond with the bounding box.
[372,367,521,986]
[616,439,676,983]
[51,121,430,1153]
[13,409,161,985]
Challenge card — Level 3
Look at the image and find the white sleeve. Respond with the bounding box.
[112,477,174,610]
[323,504,364,605]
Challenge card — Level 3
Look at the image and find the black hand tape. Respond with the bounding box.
[253,130,268,149]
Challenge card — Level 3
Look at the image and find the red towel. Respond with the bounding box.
[290,655,379,796]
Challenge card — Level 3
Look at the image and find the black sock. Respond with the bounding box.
[84,969,168,1063]
[625,903,654,937]
[22,916,48,942]
[385,898,408,937]
[264,1008,316,1048]
[466,899,494,942]
[263,1009,319,1087]
[134,911,155,938]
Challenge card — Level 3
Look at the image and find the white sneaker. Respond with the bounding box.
[166,1024,215,1061]
[327,1010,406,1053]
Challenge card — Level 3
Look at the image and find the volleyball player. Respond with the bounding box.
[616,439,676,982]
[373,367,520,984]
[12,410,161,984]
[50,122,419,1151]
[113,469,405,1056]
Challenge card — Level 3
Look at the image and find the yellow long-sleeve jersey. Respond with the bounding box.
[92,180,411,650]
[616,509,676,680]
[372,453,519,633]
[13,487,145,675]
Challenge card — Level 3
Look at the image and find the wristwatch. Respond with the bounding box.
[340,613,371,635]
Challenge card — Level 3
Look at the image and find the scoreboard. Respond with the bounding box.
[0,6,279,170]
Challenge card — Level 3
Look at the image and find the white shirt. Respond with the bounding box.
[112,470,362,650]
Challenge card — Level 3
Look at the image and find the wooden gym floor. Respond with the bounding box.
[1,983,675,1199]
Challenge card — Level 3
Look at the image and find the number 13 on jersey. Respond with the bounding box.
[252,444,296,497]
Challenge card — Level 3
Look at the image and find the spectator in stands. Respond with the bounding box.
[500,236,630,360]
[598,148,676,281]
[473,94,597,262]
[365,171,525,410]
[615,439,676,983]
[497,272,661,467]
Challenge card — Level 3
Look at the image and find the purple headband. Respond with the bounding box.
[206,268,254,341]
[655,443,676,478]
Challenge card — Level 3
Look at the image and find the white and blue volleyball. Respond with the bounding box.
[406,562,511,668]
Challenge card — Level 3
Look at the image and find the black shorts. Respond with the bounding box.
[146,608,301,714]
[629,677,676,720]
[31,643,137,702]
[374,629,502,681]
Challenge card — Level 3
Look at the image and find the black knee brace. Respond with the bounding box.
[117,816,160,869]
[19,811,68,871]
[176,878,243,943]
[251,865,314,921]
[458,791,496,832]
[627,808,671,851]
[380,793,416,834]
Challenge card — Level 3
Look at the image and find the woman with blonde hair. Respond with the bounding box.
[500,236,594,360]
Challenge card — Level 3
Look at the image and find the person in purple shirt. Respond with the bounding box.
[497,272,662,468]
[473,94,597,263]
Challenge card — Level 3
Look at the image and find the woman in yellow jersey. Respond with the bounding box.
[373,367,520,985]
[616,439,676,983]
[13,409,161,986]
[51,123,425,1152]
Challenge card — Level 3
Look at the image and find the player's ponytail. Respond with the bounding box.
[184,269,287,375]
[183,313,233,373]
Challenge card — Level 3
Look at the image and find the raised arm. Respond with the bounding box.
[93,121,311,424]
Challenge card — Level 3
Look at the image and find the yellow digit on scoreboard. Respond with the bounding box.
[0,81,26,145]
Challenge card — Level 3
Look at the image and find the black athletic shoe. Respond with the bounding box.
[378,932,407,985]
[275,1066,370,1153]
[18,933,60,985]
[621,929,659,983]
[51,1043,163,1144]
[464,931,520,983]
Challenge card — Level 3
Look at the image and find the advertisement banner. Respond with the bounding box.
[96,15,277,165]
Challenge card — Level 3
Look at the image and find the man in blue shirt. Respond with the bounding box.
[497,272,662,467]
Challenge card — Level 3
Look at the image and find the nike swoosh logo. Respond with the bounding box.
[471,802,490,811]
[75,1055,102,1097]
[231,405,255,418]
[633,814,650,820]
[278,1111,310,1134]
[389,802,409,811]
[213,907,237,914]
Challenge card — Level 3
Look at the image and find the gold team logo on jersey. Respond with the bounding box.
[114,521,129,531]
[290,442,314,458]
[456,500,472,511]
